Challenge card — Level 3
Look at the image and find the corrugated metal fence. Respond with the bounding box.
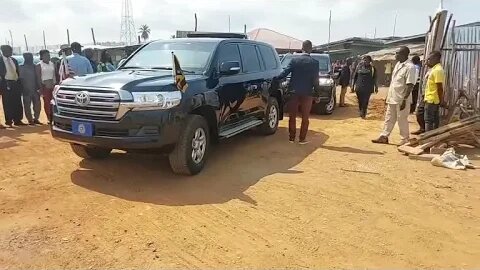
[442,24,480,117]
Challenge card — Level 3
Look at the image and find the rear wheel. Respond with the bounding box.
[169,115,210,175]
[258,97,280,135]
[71,144,112,159]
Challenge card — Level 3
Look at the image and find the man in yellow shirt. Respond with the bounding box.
[424,51,445,132]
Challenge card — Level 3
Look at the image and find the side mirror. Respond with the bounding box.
[219,61,241,75]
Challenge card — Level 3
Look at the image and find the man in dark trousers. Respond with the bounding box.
[276,40,320,144]
[19,52,41,125]
[0,45,26,127]
[338,58,352,107]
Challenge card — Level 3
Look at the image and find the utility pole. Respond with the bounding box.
[8,30,13,48]
[244,24,247,35]
[24,34,28,52]
[194,13,198,32]
[67,29,70,44]
[327,10,332,52]
[392,12,398,37]
[374,27,377,39]
[43,30,47,49]
[228,15,231,33]
[91,28,96,45]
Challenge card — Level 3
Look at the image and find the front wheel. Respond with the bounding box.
[71,144,112,159]
[258,97,280,135]
[169,115,210,175]
[313,91,336,115]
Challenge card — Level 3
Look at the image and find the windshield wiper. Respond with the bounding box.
[151,67,196,74]
[118,66,152,70]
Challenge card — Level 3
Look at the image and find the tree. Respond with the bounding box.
[138,25,151,42]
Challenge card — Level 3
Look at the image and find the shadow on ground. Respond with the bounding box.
[0,125,50,149]
[71,127,329,206]
[320,145,385,155]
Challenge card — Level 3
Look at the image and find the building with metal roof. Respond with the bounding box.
[247,28,303,53]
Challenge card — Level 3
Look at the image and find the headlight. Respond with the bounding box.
[319,78,334,86]
[131,91,182,109]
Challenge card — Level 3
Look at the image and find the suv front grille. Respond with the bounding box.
[55,87,120,121]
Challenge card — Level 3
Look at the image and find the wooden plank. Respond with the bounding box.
[408,154,441,161]
[418,115,480,141]
[398,145,425,155]
[415,123,480,146]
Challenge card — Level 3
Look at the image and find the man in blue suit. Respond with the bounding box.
[276,40,320,144]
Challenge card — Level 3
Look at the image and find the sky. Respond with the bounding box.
[1,0,479,48]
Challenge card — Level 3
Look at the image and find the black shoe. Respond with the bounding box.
[14,121,28,126]
[28,121,35,126]
[372,136,389,144]
[411,129,425,135]
[5,122,13,128]
[33,120,43,125]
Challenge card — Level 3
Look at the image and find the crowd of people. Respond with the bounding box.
[0,42,117,129]
[333,47,445,145]
[280,42,444,145]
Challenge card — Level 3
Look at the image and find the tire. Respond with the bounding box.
[259,97,280,135]
[313,91,336,115]
[169,115,210,175]
[71,144,112,159]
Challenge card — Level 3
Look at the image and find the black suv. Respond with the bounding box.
[51,37,284,175]
[281,53,336,114]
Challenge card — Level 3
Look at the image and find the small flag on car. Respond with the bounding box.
[172,52,188,93]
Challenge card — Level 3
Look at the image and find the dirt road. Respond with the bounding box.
[0,88,479,269]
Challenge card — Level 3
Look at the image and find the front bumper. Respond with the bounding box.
[51,109,182,150]
[283,85,334,102]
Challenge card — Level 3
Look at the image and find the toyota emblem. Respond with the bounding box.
[75,91,90,106]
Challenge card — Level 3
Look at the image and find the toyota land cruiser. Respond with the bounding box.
[51,36,284,175]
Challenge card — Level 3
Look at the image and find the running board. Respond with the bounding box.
[219,119,263,138]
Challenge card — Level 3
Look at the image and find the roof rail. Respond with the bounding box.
[187,32,247,39]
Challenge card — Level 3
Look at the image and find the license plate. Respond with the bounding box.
[72,121,93,137]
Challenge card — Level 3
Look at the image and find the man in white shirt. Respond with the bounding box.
[372,46,416,145]
[0,45,26,127]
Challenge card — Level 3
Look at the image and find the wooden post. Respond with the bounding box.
[91,28,96,45]
[24,34,28,52]
[43,30,47,49]
[67,29,70,45]
[244,24,247,35]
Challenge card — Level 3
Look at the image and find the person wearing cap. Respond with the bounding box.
[57,44,74,82]
[67,42,93,76]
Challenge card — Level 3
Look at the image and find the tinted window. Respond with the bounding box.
[123,41,216,73]
[281,54,331,73]
[217,43,241,69]
[239,44,262,73]
[259,45,278,70]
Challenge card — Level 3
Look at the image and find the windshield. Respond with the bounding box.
[281,54,331,73]
[122,41,217,73]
